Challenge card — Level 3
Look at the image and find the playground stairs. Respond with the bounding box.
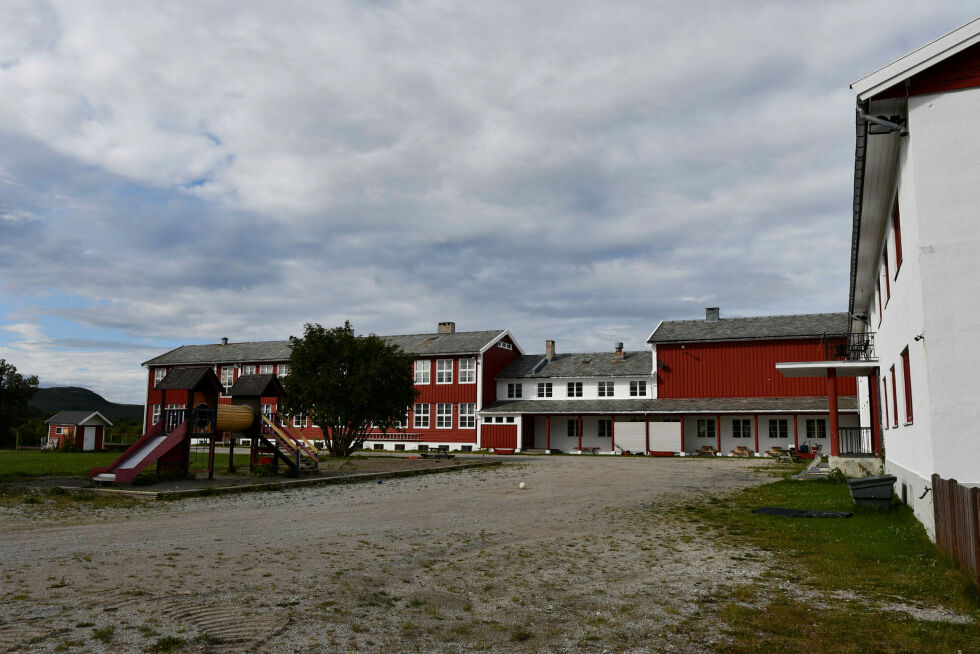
[791,456,829,480]
[258,414,319,474]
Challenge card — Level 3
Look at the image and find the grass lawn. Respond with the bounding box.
[674,474,980,653]
[0,450,120,481]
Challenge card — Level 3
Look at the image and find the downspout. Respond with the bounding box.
[847,100,870,333]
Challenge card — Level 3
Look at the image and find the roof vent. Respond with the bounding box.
[220,337,229,345]
[438,322,456,334]
[705,307,720,323]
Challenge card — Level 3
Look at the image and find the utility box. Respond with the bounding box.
[847,475,897,510]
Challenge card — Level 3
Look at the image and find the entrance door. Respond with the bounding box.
[522,419,535,449]
[83,426,96,451]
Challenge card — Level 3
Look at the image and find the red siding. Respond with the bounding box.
[481,335,520,407]
[657,339,857,398]
[875,43,980,99]
[482,424,517,449]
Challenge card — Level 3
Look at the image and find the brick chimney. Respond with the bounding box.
[220,337,228,345]
[545,340,556,361]
[614,342,624,358]
[438,322,456,334]
[705,307,720,322]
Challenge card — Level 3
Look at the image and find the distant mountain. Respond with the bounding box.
[30,387,143,423]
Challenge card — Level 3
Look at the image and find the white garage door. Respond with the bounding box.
[615,423,645,453]
[649,422,681,453]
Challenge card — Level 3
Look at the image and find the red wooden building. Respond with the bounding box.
[482,309,859,456]
[44,411,112,451]
[141,322,521,451]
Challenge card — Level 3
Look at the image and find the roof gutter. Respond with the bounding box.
[847,100,870,332]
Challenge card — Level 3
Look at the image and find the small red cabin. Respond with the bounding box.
[44,411,113,451]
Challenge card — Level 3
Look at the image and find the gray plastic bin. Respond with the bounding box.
[847,475,897,510]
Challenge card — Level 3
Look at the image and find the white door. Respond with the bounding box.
[83,426,96,451]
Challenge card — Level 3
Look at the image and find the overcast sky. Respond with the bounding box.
[1,1,976,404]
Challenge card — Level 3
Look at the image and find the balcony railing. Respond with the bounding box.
[824,331,877,362]
[838,427,873,455]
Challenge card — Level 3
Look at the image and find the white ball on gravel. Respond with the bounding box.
[519,482,526,490]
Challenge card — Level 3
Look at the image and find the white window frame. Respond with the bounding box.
[459,358,476,384]
[414,360,430,385]
[697,419,715,439]
[507,383,522,399]
[55,426,64,435]
[732,418,752,439]
[152,405,161,425]
[154,368,167,387]
[259,364,273,375]
[598,418,612,438]
[277,363,290,377]
[567,381,583,398]
[220,367,234,395]
[436,403,452,429]
[598,381,614,397]
[436,359,453,384]
[537,382,552,397]
[768,419,789,439]
[241,364,256,376]
[293,414,308,428]
[414,403,430,428]
[806,418,827,439]
[459,403,475,429]
[630,380,647,397]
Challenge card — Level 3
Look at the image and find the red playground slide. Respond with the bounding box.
[90,422,189,484]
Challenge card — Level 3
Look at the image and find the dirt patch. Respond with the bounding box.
[0,457,779,652]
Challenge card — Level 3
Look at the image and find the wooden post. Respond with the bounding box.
[545,415,551,452]
[208,435,216,480]
[610,416,615,454]
[644,414,650,454]
[715,415,721,453]
[868,372,882,456]
[793,414,799,451]
[577,415,583,453]
[827,369,840,456]
[679,415,685,454]
[753,414,759,454]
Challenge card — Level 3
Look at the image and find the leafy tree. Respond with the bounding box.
[0,359,39,449]
[280,322,417,457]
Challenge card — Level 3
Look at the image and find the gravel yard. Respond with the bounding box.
[0,456,774,653]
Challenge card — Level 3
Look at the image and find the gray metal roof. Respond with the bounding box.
[228,374,284,398]
[156,367,220,391]
[481,396,857,415]
[143,330,508,366]
[44,410,113,426]
[648,313,849,344]
[497,351,651,380]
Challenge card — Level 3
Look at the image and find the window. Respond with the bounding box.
[151,405,161,425]
[893,201,903,272]
[537,382,552,397]
[259,364,273,374]
[293,414,308,428]
[392,409,408,429]
[459,358,476,383]
[436,403,452,428]
[497,341,512,350]
[260,403,273,418]
[567,419,581,437]
[598,419,612,438]
[882,250,891,301]
[901,347,913,423]
[630,380,647,397]
[414,360,430,385]
[220,367,234,395]
[436,359,453,384]
[241,364,256,376]
[697,419,715,439]
[881,376,890,430]
[55,426,64,435]
[806,419,827,439]
[890,365,898,427]
[567,382,583,397]
[732,419,752,439]
[413,403,430,428]
[598,381,614,397]
[154,368,167,387]
[506,416,515,423]
[768,419,788,439]
[459,403,475,429]
[277,363,290,377]
[507,383,522,399]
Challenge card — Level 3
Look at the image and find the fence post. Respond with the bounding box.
[948,479,960,562]
[933,474,944,552]
[970,487,980,587]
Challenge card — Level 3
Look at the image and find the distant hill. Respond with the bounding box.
[29,387,143,423]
